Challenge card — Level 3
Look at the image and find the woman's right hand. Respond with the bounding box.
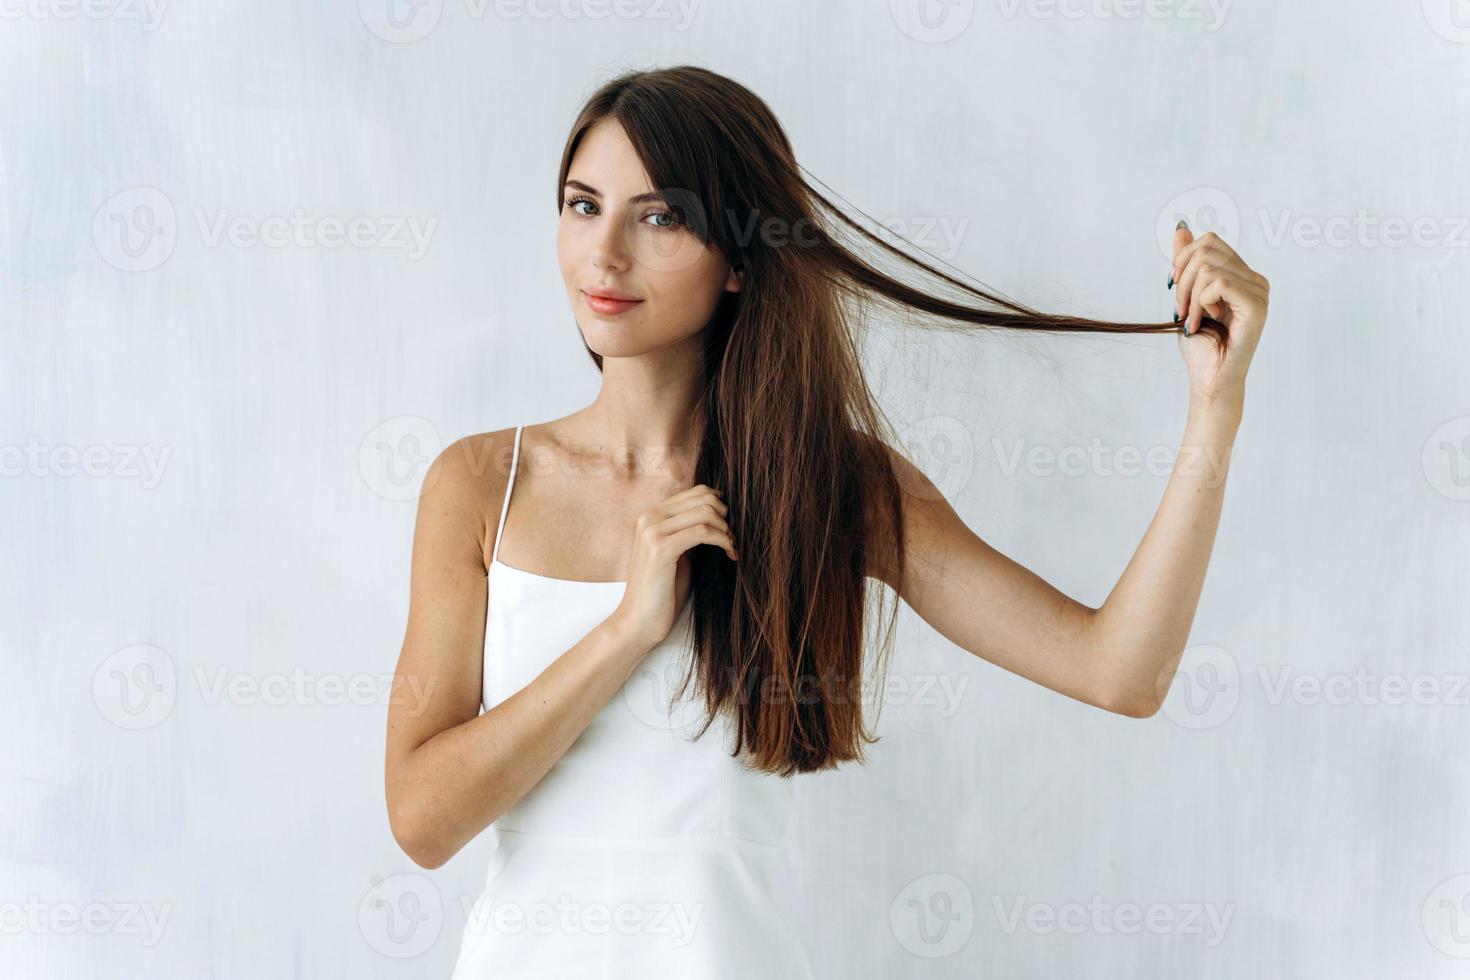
[607,484,738,653]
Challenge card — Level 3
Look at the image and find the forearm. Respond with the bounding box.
[390,616,650,868]
[1090,393,1244,715]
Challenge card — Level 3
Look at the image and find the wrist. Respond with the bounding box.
[599,611,652,659]
[1189,386,1245,422]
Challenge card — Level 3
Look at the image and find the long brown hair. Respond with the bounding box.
[555,65,1227,776]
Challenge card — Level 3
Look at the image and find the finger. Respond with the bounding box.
[1170,221,1194,274]
[1176,251,1206,320]
[654,501,735,562]
[1175,245,1249,321]
[1171,232,1247,288]
[665,482,724,502]
[1192,275,1268,338]
[656,502,731,540]
[658,485,728,518]
[1178,243,1251,287]
[1170,220,1193,260]
[1187,271,1258,337]
[1185,264,1219,335]
[1201,296,1228,325]
[1193,231,1242,266]
[663,522,738,562]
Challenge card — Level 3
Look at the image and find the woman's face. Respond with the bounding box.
[556,118,741,360]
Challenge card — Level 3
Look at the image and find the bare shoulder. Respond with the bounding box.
[423,429,513,499]
[417,428,519,569]
[848,430,947,591]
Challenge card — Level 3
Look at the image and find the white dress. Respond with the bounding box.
[449,425,815,979]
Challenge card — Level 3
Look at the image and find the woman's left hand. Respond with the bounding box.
[1170,221,1270,410]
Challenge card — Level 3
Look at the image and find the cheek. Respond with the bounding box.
[646,241,728,297]
[555,221,580,280]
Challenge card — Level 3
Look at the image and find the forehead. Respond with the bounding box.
[567,119,654,192]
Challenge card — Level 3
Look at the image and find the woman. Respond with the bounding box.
[384,65,1268,977]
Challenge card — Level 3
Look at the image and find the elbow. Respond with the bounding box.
[1090,640,1167,719]
[1097,677,1162,719]
[403,839,451,871]
[388,797,454,870]
[1113,693,1161,719]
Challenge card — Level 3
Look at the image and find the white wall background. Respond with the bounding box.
[3,1,1466,977]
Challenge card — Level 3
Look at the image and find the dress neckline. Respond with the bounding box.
[490,556,628,588]
[492,424,633,589]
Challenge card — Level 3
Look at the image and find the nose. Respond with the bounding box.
[590,210,632,274]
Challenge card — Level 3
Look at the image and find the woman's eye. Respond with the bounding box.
[563,196,679,229]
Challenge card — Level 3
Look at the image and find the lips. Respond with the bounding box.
[584,285,641,301]
[582,289,644,316]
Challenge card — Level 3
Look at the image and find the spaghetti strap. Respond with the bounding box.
[490,425,523,565]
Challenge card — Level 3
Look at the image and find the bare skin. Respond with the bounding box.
[384,421,734,869]
[383,116,1271,868]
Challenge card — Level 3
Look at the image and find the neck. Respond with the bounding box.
[576,356,708,479]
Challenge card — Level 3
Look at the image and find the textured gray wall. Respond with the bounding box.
[3,2,1466,977]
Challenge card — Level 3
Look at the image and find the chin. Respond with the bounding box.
[578,320,643,355]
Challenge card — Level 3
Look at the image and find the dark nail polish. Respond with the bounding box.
[1167,275,1174,289]
[1176,219,1189,231]
[1173,311,1180,323]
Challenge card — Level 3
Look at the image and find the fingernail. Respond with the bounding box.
[1173,311,1181,323]
[1167,275,1174,289]
[1176,219,1189,231]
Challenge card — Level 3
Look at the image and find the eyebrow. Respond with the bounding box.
[563,180,668,205]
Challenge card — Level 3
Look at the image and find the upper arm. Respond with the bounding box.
[867,442,1130,715]
[385,433,499,803]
